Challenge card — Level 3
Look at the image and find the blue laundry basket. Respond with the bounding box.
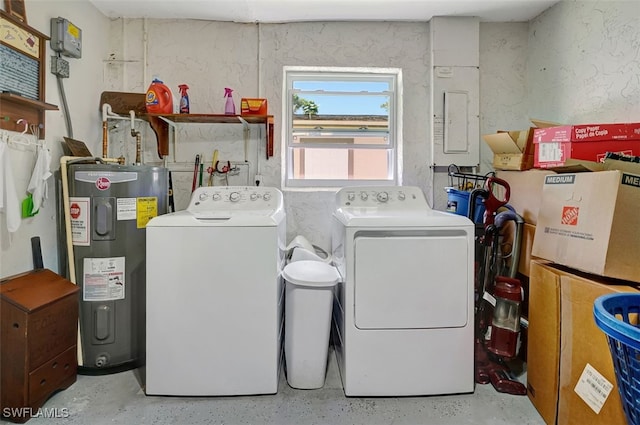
[593,293,640,425]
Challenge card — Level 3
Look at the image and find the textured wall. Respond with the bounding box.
[527,0,640,123]
[479,22,529,172]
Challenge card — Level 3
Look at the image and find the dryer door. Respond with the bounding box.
[353,233,470,329]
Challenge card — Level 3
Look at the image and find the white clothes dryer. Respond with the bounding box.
[145,186,285,396]
[331,186,474,396]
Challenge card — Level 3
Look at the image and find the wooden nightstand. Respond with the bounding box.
[1,269,79,423]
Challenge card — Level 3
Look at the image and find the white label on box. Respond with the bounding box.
[116,198,137,220]
[538,142,562,162]
[574,363,614,414]
[82,257,126,301]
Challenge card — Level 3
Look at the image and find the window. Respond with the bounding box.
[283,67,402,188]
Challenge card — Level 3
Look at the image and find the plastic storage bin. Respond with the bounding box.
[593,293,640,425]
[445,187,485,223]
[283,260,340,389]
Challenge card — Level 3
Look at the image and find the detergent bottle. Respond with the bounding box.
[145,78,173,114]
[224,87,236,115]
[178,84,190,114]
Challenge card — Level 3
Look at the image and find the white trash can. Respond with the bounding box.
[283,260,340,389]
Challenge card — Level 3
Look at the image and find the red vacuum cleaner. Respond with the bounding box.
[471,177,527,396]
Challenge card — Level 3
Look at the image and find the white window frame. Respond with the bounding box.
[282,66,403,189]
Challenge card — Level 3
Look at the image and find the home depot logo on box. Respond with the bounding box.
[561,206,579,225]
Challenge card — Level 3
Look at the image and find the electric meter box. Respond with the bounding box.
[50,17,82,59]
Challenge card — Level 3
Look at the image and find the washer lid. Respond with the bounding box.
[333,208,473,227]
[146,209,284,227]
[283,261,340,288]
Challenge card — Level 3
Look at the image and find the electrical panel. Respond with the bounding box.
[430,17,480,167]
[50,17,82,58]
[431,66,480,167]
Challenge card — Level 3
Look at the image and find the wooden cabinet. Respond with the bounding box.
[1,269,79,423]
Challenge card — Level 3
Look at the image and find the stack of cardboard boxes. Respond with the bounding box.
[484,123,640,425]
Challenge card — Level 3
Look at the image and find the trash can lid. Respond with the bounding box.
[283,261,340,288]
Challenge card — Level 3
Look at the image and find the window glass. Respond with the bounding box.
[284,68,401,188]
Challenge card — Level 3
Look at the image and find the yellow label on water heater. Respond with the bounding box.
[136,197,158,228]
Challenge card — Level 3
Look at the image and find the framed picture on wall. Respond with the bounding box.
[4,0,26,23]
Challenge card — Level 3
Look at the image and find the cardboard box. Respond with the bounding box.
[483,128,535,170]
[483,120,558,171]
[527,261,561,425]
[493,169,556,277]
[495,221,539,278]
[533,123,640,168]
[497,169,556,225]
[240,98,268,115]
[518,222,536,277]
[532,169,640,283]
[527,261,638,425]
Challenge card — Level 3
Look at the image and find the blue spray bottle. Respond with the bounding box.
[224,88,236,115]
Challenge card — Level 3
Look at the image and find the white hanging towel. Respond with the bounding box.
[0,141,21,232]
[27,145,52,214]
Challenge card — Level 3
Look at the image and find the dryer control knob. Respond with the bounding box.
[376,192,389,202]
[250,193,258,201]
[199,192,209,201]
[360,192,369,201]
[212,193,221,201]
[229,192,241,202]
[263,192,272,201]
[347,193,355,202]
[398,192,406,201]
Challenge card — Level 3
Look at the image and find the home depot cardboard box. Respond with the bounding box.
[532,169,640,283]
[533,122,640,168]
[517,223,536,277]
[496,169,556,277]
[497,169,556,225]
[527,261,638,425]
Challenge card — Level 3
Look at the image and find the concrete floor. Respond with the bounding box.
[8,349,545,425]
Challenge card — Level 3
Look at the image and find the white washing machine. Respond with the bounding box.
[145,186,285,396]
[331,186,474,396]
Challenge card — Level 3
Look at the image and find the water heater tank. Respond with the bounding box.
[58,163,169,373]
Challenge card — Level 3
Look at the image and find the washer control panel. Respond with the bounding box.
[336,186,427,209]
[187,186,282,213]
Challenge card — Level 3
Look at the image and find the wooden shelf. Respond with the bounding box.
[0,93,58,136]
[1,10,58,137]
[0,93,58,110]
[146,114,274,159]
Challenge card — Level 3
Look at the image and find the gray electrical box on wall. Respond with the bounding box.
[50,17,82,58]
